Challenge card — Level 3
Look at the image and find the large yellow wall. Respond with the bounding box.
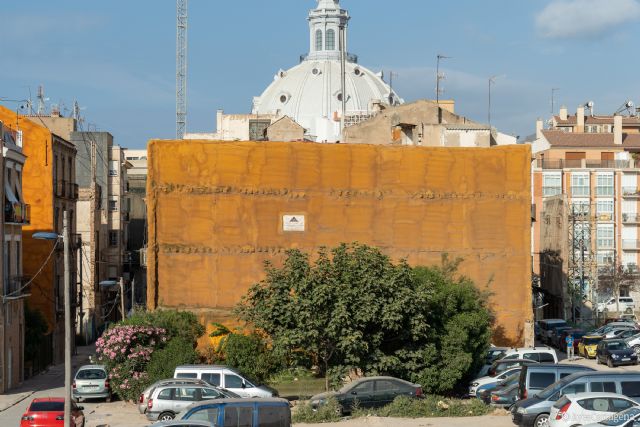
[0,106,56,330]
[147,140,533,346]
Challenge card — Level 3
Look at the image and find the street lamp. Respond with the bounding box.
[33,210,72,427]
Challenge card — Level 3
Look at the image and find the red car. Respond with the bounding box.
[20,398,85,427]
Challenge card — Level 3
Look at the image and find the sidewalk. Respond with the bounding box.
[0,345,94,412]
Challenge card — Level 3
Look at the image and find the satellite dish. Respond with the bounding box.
[627,101,635,109]
[587,101,594,109]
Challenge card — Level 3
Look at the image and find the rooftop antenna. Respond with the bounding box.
[551,88,560,114]
[585,101,594,116]
[36,85,49,115]
[176,0,188,139]
[388,71,398,105]
[436,54,451,104]
[615,100,635,116]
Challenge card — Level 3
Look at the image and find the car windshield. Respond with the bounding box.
[607,341,629,350]
[76,369,106,380]
[598,407,640,426]
[584,337,602,345]
[537,376,573,399]
[30,401,64,412]
[499,373,520,386]
[220,388,242,398]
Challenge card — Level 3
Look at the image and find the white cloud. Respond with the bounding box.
[535,0,640,39]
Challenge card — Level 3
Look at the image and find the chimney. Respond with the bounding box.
[536,118,543,139]
[576,105,585,133]
[614,114,623,145]
[559,106,568,121]
[216,109,223,136]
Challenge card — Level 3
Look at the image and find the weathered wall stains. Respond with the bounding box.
[147,140,533,346]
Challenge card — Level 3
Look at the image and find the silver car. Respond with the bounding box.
[139,378,209,414]
[146,384,231,421]
[73,364,111,402]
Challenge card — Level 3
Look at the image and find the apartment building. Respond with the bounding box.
[532,104,640,318]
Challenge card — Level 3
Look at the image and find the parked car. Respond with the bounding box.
[73,365,111,403]
[146,384,233,421]
[476,347,510,378]
[595,340,638,368]
[578,335,605,359]
[139,378,229,414]
[550,327,574,348]
[538,319,568,344]
[610,329,640,340]
[589,322,635,336]
[603,327,638,339]
[488,359,539,377]
[176,398,291,425]
[517,363,596,400]
[469,367,521,397]
[480,372,520,404]
[490,383,519,408]
[597,297,636,313]
[174,365,278,398]
[555,329,586,350]
[549,392,638,427]
[149,422,216,427]
[20,398,85,427]
[500,347,558,363]
[510,371,640,427]
[309,376,423,415]
[581,405,640,427]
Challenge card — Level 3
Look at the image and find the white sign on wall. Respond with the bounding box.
[283,215,305,232]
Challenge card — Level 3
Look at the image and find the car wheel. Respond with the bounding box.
[106,394,112,403]
[607,358,614,368]
[159,412,175,421]
[634,345,640,356]
[534,413,549,427]
[335,404,344,417]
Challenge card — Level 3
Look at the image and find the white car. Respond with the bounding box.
[549,392,638,427]
[597,297,636,313]
[582,405,640,427]
[468,367,520,397]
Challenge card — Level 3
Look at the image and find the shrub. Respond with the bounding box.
[120,309,204,343]
[146,337,199,381]
[292,398,342,423]
[352,395,492,418]
[222,333,285,384]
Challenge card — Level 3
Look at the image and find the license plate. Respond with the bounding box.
[84,385,99,388]
[623,358,631,361]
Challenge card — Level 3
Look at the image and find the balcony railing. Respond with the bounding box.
[537,159,637,169]
[623,239,640,250]
[596,213,614,221]
[623,213,640,224]
[5,202,30,224]
[623,187,640,198]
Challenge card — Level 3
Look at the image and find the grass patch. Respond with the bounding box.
[293,398,342,424]
[270,368,326,400]
[352,395,492,418]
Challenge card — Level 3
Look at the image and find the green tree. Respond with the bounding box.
[237,244,492,393]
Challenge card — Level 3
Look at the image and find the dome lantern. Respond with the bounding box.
[307,0,350,61]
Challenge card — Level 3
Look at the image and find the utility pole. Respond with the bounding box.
[63,211,71,427]
[131,277,135,311]
[119,277,125,320]
[339,23,346,140]
[176,0,188,139]
[436,54,451,104]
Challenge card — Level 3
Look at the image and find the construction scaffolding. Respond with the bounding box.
[567,201,598,322]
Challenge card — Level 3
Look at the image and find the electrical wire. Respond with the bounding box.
[5,239,60,299]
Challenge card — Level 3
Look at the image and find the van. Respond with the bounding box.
[500,347,558,363]
[537,319,567,344]
[511,371,640,427]
[177,398,291,427]
[174,365,278,398]
[516,363,595,400]
[597,297,636,313]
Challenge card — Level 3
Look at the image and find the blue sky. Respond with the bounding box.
[2,0,640,148]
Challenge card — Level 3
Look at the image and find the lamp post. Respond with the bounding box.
[33,211,71,427]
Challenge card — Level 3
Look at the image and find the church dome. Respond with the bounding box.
[252,0,403,142]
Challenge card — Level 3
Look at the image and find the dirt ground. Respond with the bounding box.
[296,414,513,427]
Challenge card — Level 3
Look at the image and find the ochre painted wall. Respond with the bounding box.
[147,140,533,346]
[0,106,56,331]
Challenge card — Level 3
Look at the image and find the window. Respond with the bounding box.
[188,407,219,422]
[224,374,243,389]
[202,373,221,386]
[315,29,323,51]
[561,383,586,396]
[109,230,118,247]
[201,388,222,400]
[523,352,538,361]
[157,388,174,400]
[543,173,562,197]
[326,29,335,50]
[571,173,590,197]
[223,406,253,427]
[109,160,119,176]
[611,398,634,411]
[375,380,401,392]
[578,398,611,411]
[257,406,290,427]
[539,353,556,363]
[597,251,615,266]
[529,373,556,389]
[108,198,118,211]
[596,173,614,196]
[597,200,614,218]
[572,200,590,216]
[622,381,640,397]
[176,372,198,379]
[176,387,198,401]
[597,225,615,249]
[351,380,374,394]
[590,382,616,393]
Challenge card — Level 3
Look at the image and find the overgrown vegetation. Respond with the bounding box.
[292,398,343,423]
[236,243,493,395]
[96,310,204,401]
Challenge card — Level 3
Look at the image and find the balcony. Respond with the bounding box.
[537,159,636,169]
[596,213,614,222]
[69,183,79,200]
[623,187,640,198]
[623,239,640,250]
[5,202,30,224]
[623,213,640,224]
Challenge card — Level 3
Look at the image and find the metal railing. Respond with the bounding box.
[537,159,637,169]
[5,202,30,224]
[623,239,640,250]
[623,213,640,223]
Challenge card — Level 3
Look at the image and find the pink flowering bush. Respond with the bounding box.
[96,325,166,401]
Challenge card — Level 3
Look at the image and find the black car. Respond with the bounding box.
[596,339,639,367]
[309,376,422,415]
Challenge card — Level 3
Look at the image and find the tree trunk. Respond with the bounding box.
[324,359,329,391]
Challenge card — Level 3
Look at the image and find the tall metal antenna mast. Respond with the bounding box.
[37,85,48,115]
[436,54,451,104]
[176,0,188,139]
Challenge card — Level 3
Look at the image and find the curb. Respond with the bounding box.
[0,390,35,412]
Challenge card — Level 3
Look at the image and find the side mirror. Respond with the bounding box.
[241,381,246,389]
